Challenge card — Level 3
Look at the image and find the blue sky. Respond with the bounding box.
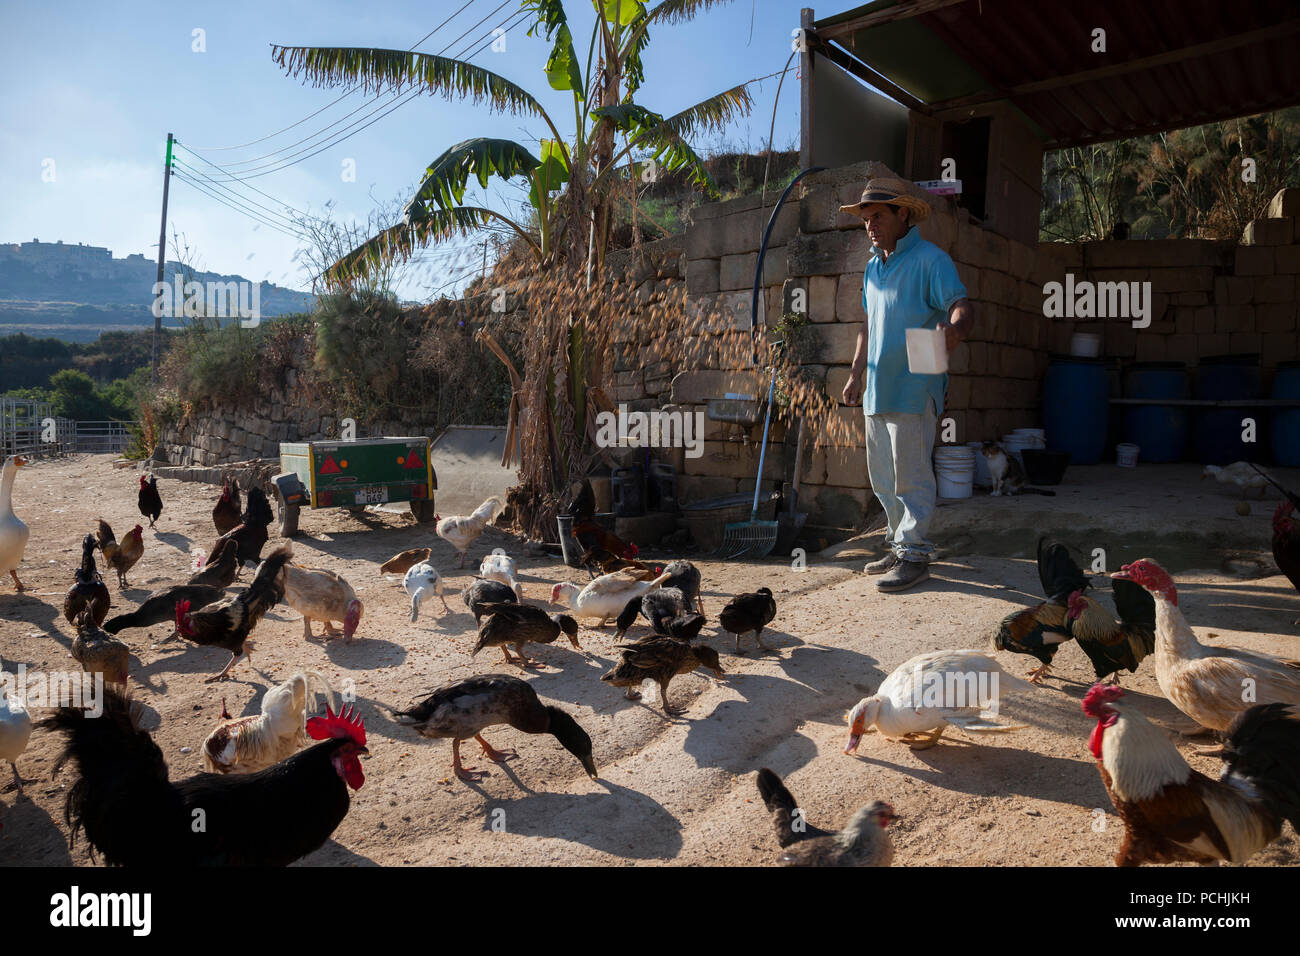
[0,0,814,300]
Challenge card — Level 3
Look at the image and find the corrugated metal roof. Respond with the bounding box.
[813,0,1300,147]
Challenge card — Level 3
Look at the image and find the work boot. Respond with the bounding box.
[877,560,930,593]
[863,552,899,575]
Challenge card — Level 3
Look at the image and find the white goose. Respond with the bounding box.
[1,683,33,793]
[479,551,522,600]
[551,570,671,626]
[0,456,30,592]
[845,649,1033,751]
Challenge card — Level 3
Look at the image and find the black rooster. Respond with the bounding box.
[137,474,162,528]
[991,537,1087,683]
[43,689,367,866]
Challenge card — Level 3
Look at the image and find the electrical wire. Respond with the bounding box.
[171,170,306,240]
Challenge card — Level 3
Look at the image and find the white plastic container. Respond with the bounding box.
[1001,434,1039,465]
[1117,443,1140,468]
[1071,332,1102,358]
[934,445,975,498]
[906,327,948,374]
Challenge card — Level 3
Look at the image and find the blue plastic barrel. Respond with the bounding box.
[1043,356,1108,465]
[1271,360,1300,466]
[1195,354,1262,465]
[1123,362,1190,463]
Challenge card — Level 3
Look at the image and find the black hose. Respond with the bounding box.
[751,166,827,361]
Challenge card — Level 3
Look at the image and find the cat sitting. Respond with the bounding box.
[981,442,1056,496]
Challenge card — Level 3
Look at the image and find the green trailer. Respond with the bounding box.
[272,437,437,537]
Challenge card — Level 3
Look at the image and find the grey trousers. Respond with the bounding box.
[865,397,938,563]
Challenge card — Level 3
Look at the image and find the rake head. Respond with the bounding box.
[716,519,780,560]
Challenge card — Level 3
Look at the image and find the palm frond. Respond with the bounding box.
[645,0,734,26]
[663,82,754,140]
[591,103,720,197]
[271,46,553,124]
[405,138,542,214]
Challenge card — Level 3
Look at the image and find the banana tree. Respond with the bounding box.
[272,0,754,531]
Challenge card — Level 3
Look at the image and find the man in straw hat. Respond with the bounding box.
[839,176,974,592]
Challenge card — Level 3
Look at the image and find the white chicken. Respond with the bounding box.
[0,456,31,591]
[1201,462,1270,497]
[845,649,1033,751]
[479,551,522,601]
[1,685,33,793]
[551,570,672,626]
[1113,558,1300,734]
[404,561,450,622]
[201,669,335,774]
[436,496,504,568]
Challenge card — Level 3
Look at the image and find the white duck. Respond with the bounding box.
[1,684,33,793]
[551,570,671,626]
[0,456,31,592]
[1201,462,1270,497]
[404,561,449,622]
[845,649,1033,751]
[479,551,523,600]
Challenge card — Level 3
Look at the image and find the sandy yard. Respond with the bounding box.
[2,452,1299,867]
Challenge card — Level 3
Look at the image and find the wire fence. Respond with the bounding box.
[0,397,138,458]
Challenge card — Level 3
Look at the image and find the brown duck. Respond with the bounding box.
[601,636,724,715]
[472,603,580,668]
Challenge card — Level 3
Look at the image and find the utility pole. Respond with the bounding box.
[151,132,174,384]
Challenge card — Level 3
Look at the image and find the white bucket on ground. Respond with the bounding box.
[906,327,948,374]
[1117,443,1140,468]
[1001,433,1041,465]
[934,444,975,499]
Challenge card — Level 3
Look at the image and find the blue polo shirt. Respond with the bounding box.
[861,226,967,416]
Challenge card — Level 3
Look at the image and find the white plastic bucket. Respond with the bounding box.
[906,327,948,374]
[1071,332,1102,358]
[1117,443,1140,468]
[1001,434,1039,465]
[934,445,975,499]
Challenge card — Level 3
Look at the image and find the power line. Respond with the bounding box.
[171,170,306,241]
[185,0,480,152]
[172,157,304,229]
[195,0,517,180]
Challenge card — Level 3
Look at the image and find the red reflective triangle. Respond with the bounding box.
[319,454,341,475]
[404,449,424,470]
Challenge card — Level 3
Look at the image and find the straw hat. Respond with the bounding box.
[839,176,931,222]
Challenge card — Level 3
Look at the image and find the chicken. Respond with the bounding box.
[186,535,240,590]
[0,455,31,591]
[1242,467,1300,610]
[614,588,705,642]
[992,537,1086,683]
[137,474,162,527]
[1083,683,1300,866]
[380,547,431,576]
[95,519,144,589]
[578,546,656,580]
[472,603,580,668]
[102,583,224,635]
[201,670,336,774]
[1113,558,1300,733]
[600,636,725,715]
[660,560,705,617]
[404,561,450,622]
[571,518,636,563]
[845,650,1032,752]
[551,569,671,626]
[71,611,129,686]
[394,674,597,783]
[1065,575,1156,685]
[563,478,596,523]
[462,578,517,623]
[63,533,111,627]
[0,684,33,794]
[174,545,292,682]
[719,587,778,654]
[1201,462,1270,497]
[479,551,523,600]
[212,478,242,536]
[755,768,895,867]
[44,688,368,866]
[435,495,504,568]
[282,564,363,641]
[207,486,275,572]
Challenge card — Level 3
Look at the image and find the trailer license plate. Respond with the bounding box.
[355,487,389,505]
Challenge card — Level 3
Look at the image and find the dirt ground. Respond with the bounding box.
[2,453,1299,867]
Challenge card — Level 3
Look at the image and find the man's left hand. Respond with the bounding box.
[943,323,962,353]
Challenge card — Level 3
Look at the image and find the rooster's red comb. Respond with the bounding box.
[1081,683,1124,718]
[307,703,366,747]
[174,600,191,626]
